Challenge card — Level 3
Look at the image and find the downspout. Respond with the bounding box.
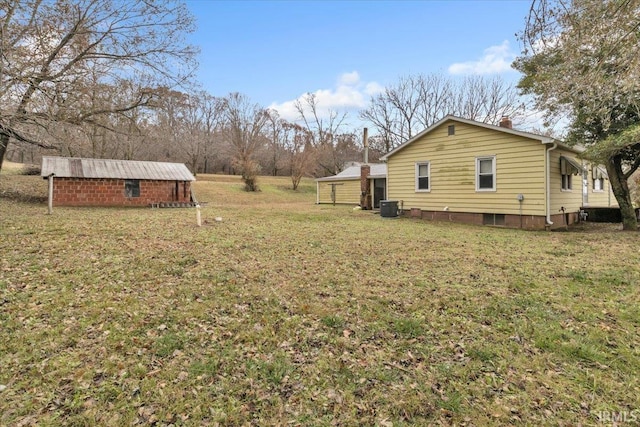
[546,143,558,225]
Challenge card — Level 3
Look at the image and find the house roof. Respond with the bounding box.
[316,163,387,182]
[41,157,195,181]
[380,115,582,161]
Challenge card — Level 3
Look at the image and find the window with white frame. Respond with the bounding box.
[562,173,572,191]
[476,156,496,191]
[415,162,430,191]
[592,166,606,192]
[593,177,604,191]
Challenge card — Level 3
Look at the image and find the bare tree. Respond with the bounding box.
[75,77,150,160]
[454,76,524,124]
[221,93,268,192]
[360,73,526,151]
[281,121,314,190]
[361,75,443,151]
[264,109,288,176]
[201,93,224,174]
[0,0,197,171]
[182,98,206,175]
[149,88,187,163]
[359,93,397,153]
[314,131,362,177]
[183,92,221,175]
[294,93,348,149]
[150,89,224,175]
[295,93,354,176]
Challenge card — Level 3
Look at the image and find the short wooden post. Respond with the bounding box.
[196,204,201,227]
[47,174,54,215]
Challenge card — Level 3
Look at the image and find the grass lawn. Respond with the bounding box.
[1,167,639,426]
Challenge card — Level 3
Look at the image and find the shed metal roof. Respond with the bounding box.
[316,163,387,182]
[41,157,195,181]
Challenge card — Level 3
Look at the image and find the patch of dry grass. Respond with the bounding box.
[0,163,47,203]
[1,172,639,425]
[1,161,28,174]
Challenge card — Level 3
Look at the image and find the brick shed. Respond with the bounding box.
[41,157,196,207]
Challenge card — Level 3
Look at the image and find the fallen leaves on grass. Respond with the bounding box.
[1,175,639,425]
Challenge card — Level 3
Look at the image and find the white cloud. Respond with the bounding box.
[448,40,516,75]
[338,71,360,86]
[365,81,385,96]
[269,71,383,122]
[269,99,300,122]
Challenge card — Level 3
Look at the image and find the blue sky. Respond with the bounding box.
[185,0,532,124]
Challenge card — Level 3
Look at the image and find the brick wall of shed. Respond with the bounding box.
[52,178,191,207]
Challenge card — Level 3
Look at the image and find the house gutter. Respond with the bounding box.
[545,143,557,225]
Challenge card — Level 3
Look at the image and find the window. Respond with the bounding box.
[593,177,604,191]
[448,125,455,136]
[483,213,506,226]
[124,180,140,197]
[592,166,606,192]
[415,162,430,191]
[560,156,582,192]
[476,156,496,191]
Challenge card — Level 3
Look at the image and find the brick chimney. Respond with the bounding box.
[360,164,372,210]
[499,116,513,129]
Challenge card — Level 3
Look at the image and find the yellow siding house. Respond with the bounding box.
[584,165,617,208]
[316,163,387,206]
[380,116,616,230]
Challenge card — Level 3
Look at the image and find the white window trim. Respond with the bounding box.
[476,156,496,192]
[593,177,604,192]
[415,161,431,192]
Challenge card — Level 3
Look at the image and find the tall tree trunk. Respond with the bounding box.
[607,156,638,231]
[0,133,9,172]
